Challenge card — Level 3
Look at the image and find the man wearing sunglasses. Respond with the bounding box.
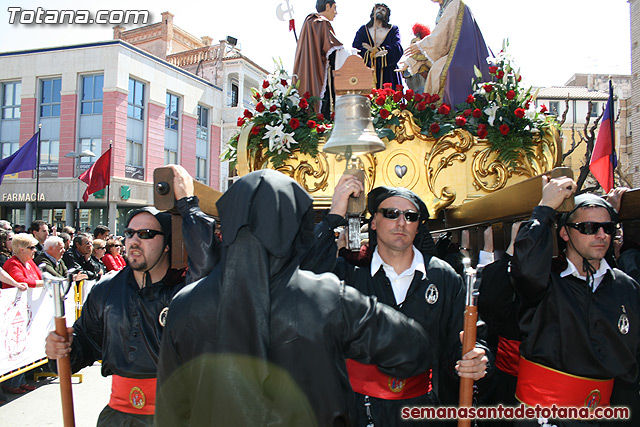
[45,207,180,425]
[511,176,640,424]
[316,176,489,426]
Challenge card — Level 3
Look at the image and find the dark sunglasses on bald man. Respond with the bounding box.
[565,222,616,236]
[377,208,420,222]
[123,228,164,239]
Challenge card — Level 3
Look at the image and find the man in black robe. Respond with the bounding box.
[352,3,403,89]
[155,169,436,427]
[315,175,489,426]
[512,176,640,426]
[44,165,216,427]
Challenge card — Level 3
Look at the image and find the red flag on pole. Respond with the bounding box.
[79,148,111,202]
[589,80,617,193]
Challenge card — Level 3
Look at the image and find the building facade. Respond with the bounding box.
[0,12,268,233]
[0,40,221,232]
[535,73,632,188]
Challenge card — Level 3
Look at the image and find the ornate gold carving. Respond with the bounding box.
[235,115,562,219]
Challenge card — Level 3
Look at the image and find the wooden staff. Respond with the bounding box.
[458,258,478,427]
[42,267,76,427]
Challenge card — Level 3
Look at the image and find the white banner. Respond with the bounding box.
[0,286,75,377]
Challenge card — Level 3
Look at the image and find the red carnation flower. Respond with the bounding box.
[472,108,482,118]
[317,124,327,133]
[524,101,531,109]
[506,90,516,100]
[483,84,493,93]
[262,80,269,89]
[269,105,277,112]
[251,126,260,135]
[280,79,288,87]
[393,91,403,103]
[430,104,436,110]
[430,122,440,134]
[383,82,393,89]
[514,108,525,118]
[385,88,394,96]
[380,109,390,119]
[316,113,325,121]
[255,102,266,113]
[399,104,407,110]
[412,23,431,39]
[404,89,415,101]
[243,109,253,118]
[414,93,424,103]
[417,101,427,111]
[303,91,311,99]
[477,124,488,139]
[489,66,498,74]
[422,93,432,104]
[496,70,505,79]
[289,118,300,129]
[499,124,510,135]
[376,95,386,106]
[307,120,317,129]
[431,94,440,102]
[455,116,467,127]
[463,109,472,117]
[237,117,245,127]
[466,94,475,104]
[299,99,309,109]
[540,104,548,113]
[437,103,451,115]
[264,92,274,100]
[396,85,403,92]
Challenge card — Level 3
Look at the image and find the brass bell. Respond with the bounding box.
[323,94,387,155]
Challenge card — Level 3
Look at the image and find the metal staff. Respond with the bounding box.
[41,265,76,427]
[458,257,478,427]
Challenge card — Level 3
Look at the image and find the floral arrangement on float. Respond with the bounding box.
[225,45,559,172]
[222,60,331,169]
[370,43,559,170]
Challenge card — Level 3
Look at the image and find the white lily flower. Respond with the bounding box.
[484,104,499,126]
[279,131,297,154]
[264,123,285,152]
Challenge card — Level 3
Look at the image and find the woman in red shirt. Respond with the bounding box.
[2,233,43,289]
[102,238,126,272]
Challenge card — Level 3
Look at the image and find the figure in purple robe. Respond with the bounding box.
[352,3,403,89]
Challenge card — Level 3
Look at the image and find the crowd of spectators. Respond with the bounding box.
[0,220,125,403]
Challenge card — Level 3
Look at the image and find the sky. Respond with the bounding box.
[0,0,632,88]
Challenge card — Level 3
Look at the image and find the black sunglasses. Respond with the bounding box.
[123,228,164,239]
[565,222,616,236]
[377,208,420,222]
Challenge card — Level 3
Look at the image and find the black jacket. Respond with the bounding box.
[62,248,101,281]
[512,205,640,382]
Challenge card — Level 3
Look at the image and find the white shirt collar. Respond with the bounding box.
[370,245,426,278]
[560,258,612,291]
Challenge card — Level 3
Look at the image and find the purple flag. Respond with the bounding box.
[0,132,39,185]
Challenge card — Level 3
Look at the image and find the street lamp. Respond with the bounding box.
[65,149,96,230]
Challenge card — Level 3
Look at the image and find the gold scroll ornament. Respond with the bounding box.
[236,112,562,219]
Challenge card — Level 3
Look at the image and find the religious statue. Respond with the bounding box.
[352,3,403,89]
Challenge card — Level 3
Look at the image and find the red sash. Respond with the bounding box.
[108,375,156,415]
[495,336,521,377]
[515,357,613,409]
[346,359,431,400]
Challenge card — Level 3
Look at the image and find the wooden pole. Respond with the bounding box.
[54,317,75,427]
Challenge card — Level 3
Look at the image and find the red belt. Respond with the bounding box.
[495,336,521,377]
[108,375,156,415]
[346,359,431,400]
[515,357,613,409]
